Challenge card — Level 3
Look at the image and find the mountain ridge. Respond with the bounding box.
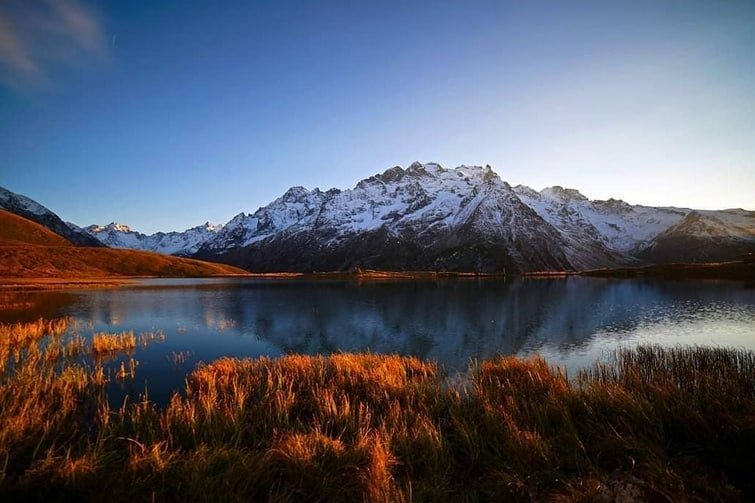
[0,209,248,279]
[188,162,752,272]
[83,221,223,256]
[6,163,754,273]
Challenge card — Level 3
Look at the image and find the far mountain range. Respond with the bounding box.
[2,163,753,273]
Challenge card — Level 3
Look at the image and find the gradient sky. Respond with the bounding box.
[1,0,753,234]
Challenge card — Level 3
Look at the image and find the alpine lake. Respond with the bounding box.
[2,276,753,406]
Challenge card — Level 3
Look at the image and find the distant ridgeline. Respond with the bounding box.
[3,164,754,274]
[0,186,102,246]
[0,197,246,279]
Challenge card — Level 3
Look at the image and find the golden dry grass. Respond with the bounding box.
[581,260,755,280]
[0,317,69,346]
[0,318,753,501]
[0,318,71,371]
[0,210,72,247]
[0,244,249,279]
[89,330,164,355]
[92,331,137,354]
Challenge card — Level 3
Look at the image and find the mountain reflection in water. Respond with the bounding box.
[2,277,752,404]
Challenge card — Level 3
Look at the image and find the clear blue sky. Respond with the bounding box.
[1,0,753,233]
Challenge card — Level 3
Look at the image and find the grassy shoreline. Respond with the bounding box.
[3,260,751,292]
[0,319,753,500]
[0,270,507,290]
[578,260,754,281]
[0,275,253,291]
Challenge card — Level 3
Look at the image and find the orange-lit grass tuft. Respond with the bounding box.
[0,318,71,372]
[92,331,137,354]
[0,317,69,347]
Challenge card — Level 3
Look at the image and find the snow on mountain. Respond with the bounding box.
[513,184,754,265]
[85,221,223,256]
[56,162,753,272]
[0,186,103,247]
[0,187,48,216]
[512,185,688,253]
[195,162,754,272]
[637,209,755,263]
[195,163,580,272]
[205,163,538,249]
[510,184,704,269]
[677,209,755,239]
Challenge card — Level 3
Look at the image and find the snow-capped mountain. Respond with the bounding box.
[194,163,573,272]
[191,162,754,273]
[84,221,223,256]
[512,185,754,265]
[28,162,751,273]
[0,186,103,246]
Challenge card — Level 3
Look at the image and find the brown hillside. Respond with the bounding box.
[0,209,71,246]
[0,211,248,279]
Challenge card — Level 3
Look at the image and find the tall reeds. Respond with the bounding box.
[92,331,137,354]
[0,318,753,501]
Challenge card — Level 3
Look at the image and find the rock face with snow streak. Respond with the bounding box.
[0,186,103,247]
[84,222,223,256]
[636,209,755,263]
[512,185,754,267]
[191,162,754,273]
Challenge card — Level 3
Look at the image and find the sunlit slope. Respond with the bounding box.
[0,210,72,247]
[0,210,248,278]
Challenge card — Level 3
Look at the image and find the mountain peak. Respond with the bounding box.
[187,221,223,233]
[110,222,132,232]
[405,161,445,175]
[92,222,133,233]
[280,186,310,202]
[378,166,405,183]
[540,186,588,202]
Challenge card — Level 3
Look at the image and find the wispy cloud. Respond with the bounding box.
[0,0,106,90]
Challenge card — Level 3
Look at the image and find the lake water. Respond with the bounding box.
[2,277,754,405]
